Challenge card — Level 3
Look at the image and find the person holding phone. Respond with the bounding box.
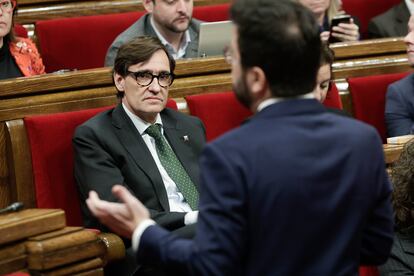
[295,0,360,42]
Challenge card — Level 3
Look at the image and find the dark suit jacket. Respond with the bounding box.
[385,73,414,137]
[137,99,394,275]
[74,104,206,234]
[368,1,410,39]
[105,13,201,66]
[379,228,414,275]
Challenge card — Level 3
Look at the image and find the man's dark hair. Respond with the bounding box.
[230,0,321,97]
[320,43,334,67]
[113,36,176,98]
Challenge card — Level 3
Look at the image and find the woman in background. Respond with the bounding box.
[0,0,44,80]
[296,0,360,42]
[380,139,414,275]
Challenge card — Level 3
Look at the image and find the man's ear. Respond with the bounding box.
[142,0,154,13]
[114,72,126,92]
[245,66,268,99]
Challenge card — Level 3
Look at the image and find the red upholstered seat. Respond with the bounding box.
[14,24,28,38]
[359,266,379,276]
[193,3,230,22]
[342,0,401,38]
[24,100,177,226]
[186,91,252,141]
[323,82,343,109]
[348,72,409,143]
[35,11,145,73]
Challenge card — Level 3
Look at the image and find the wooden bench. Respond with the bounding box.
[15,0,230,25]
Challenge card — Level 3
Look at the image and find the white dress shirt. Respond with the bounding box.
[122,104,198,220]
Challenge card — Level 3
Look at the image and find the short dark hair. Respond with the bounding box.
[113,36,176,98]
[230,0,321,97]
[390,139,414,231]
[320,43,334,67]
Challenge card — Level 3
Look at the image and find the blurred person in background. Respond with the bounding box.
[0,0,45,80]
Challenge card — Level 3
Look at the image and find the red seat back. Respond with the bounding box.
[359,266,379,276]
[348,72,409,142]
[323,82,343,109]
[193,3,230,22]
[14,24,28,38]
[35,11,145,73]
[186,91,252,141]
[24,100,178,226]
[342,0,401,39]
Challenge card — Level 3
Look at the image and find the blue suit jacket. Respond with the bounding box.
[385,73,414,137]
[138,99,394,275]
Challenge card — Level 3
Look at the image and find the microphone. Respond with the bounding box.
[0,202,24,215]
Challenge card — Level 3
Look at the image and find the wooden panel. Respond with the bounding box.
[0,209,66,245]
[5,119,36,208]
[331,37,406,60]
[15,0,230,25]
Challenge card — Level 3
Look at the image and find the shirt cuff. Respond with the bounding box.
[184,210,199,225]
[132,219,156,252]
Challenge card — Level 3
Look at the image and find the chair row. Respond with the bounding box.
[4,89,385,276]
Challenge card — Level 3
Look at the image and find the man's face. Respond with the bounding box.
[152,0,193,34]
[314,63,331,102]
[298,0,330,16]
[115,50,171,123]
[229,27,252,109]
[404,15,414,65]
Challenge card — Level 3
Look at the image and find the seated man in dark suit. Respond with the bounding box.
[74,36,205,275]
[368,0,411,39]
[105,0,201,66]
[385,14,414,137]
[86,0,393,275]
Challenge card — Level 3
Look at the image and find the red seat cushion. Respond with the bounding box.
[24,100,177,226]
[342,0,401,38]
[323,82,343,109]
[193,3,230,22]
[348,72,409,142]
[35,11,145,73]
[186,91,252,141]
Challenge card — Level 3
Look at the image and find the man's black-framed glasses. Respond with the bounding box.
[127,70,175,88]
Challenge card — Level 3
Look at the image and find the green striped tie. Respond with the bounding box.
[145,124,199,210]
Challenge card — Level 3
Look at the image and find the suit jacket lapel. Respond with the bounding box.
[161,111,199,189]
[112,104,170,211]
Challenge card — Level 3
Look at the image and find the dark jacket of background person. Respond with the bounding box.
[368,1,410,39]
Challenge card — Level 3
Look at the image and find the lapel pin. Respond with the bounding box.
[182,135,189,142]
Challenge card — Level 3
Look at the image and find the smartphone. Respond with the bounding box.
[328,14,351,43]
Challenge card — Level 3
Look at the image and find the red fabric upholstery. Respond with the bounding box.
[348,71,409,142]
[24,100,177,226]
[193,3,230,22]
[14,24,28,38]
[359,266,379,276]
[323,82,343,109]
[186,91,252,141]
[342,0,401,38]
[35,11,145,73]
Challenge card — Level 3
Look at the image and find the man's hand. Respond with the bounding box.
[86,185,150,238]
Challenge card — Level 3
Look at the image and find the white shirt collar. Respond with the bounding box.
[406,0,414,15]
[122,103,163,135]
[257,92,315,112]
[150,16,191,59]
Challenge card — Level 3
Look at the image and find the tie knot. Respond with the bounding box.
[145,124,162,139]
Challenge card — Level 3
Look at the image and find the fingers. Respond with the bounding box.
[331,22,359,42]
[320,31,330,42]
[112,185,150,218]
